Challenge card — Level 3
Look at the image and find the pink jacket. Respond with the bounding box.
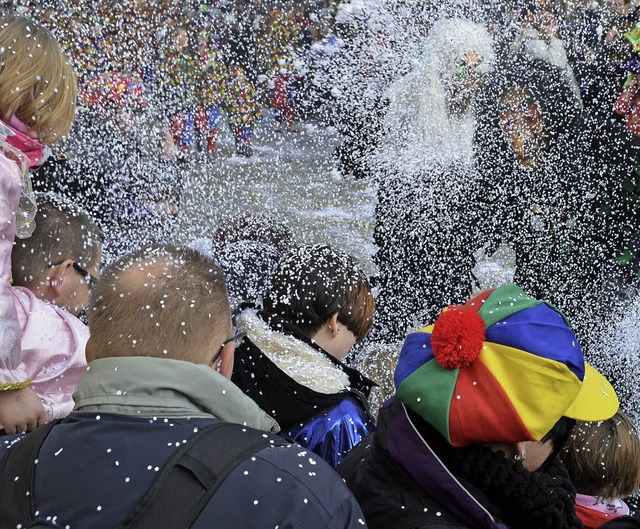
[0,148,88,421]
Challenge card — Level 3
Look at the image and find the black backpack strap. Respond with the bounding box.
[0,420,62,527]
[121,421,290,529]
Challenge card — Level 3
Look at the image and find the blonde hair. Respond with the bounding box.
[0,15,77,144]
[562,411,640,499]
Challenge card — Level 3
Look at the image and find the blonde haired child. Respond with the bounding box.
[0,14,77,433]
[0,15,76,144]
[562,411,640,528]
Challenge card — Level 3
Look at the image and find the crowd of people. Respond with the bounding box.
[18,0,341,157]
[0,1,638,528]
[3,0,344,261]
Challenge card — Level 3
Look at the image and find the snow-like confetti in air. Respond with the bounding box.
[2,2,640,517]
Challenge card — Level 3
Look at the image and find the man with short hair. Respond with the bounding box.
[0,194,102,434]
[12,193,103,318]
[0,244,368,529]
[86,244,229,365]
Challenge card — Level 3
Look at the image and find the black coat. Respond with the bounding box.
[339,399,583,529]
[474,59,640,349]
[231,308,375,429]
[371,161,484,343]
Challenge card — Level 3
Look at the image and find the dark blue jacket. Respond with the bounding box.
[0,355,367,529]
[0,412,367,529]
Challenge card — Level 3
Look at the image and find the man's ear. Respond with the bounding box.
[488,441,518,460]
[217,341,235,380]
[47,259,74,300]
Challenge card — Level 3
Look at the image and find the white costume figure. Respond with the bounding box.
[375,18,496,173]
[370,18,496,344]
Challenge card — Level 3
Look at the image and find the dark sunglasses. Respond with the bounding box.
[210,330,246,367]
[72,262,99,288]
[49,261,99,289]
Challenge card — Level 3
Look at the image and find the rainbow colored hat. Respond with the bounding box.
[394,284,618,447]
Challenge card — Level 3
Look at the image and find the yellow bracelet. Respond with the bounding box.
[0,379,32,391]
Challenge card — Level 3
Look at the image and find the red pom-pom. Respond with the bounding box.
[431,306,486,369]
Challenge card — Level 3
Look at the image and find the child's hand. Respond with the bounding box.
[0,387,47,433]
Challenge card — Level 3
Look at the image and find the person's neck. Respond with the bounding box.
[310,325,347,362]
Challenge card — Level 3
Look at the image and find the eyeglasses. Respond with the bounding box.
[72,262,99,289]
[49,261,99,289]
[210,330,246,367]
